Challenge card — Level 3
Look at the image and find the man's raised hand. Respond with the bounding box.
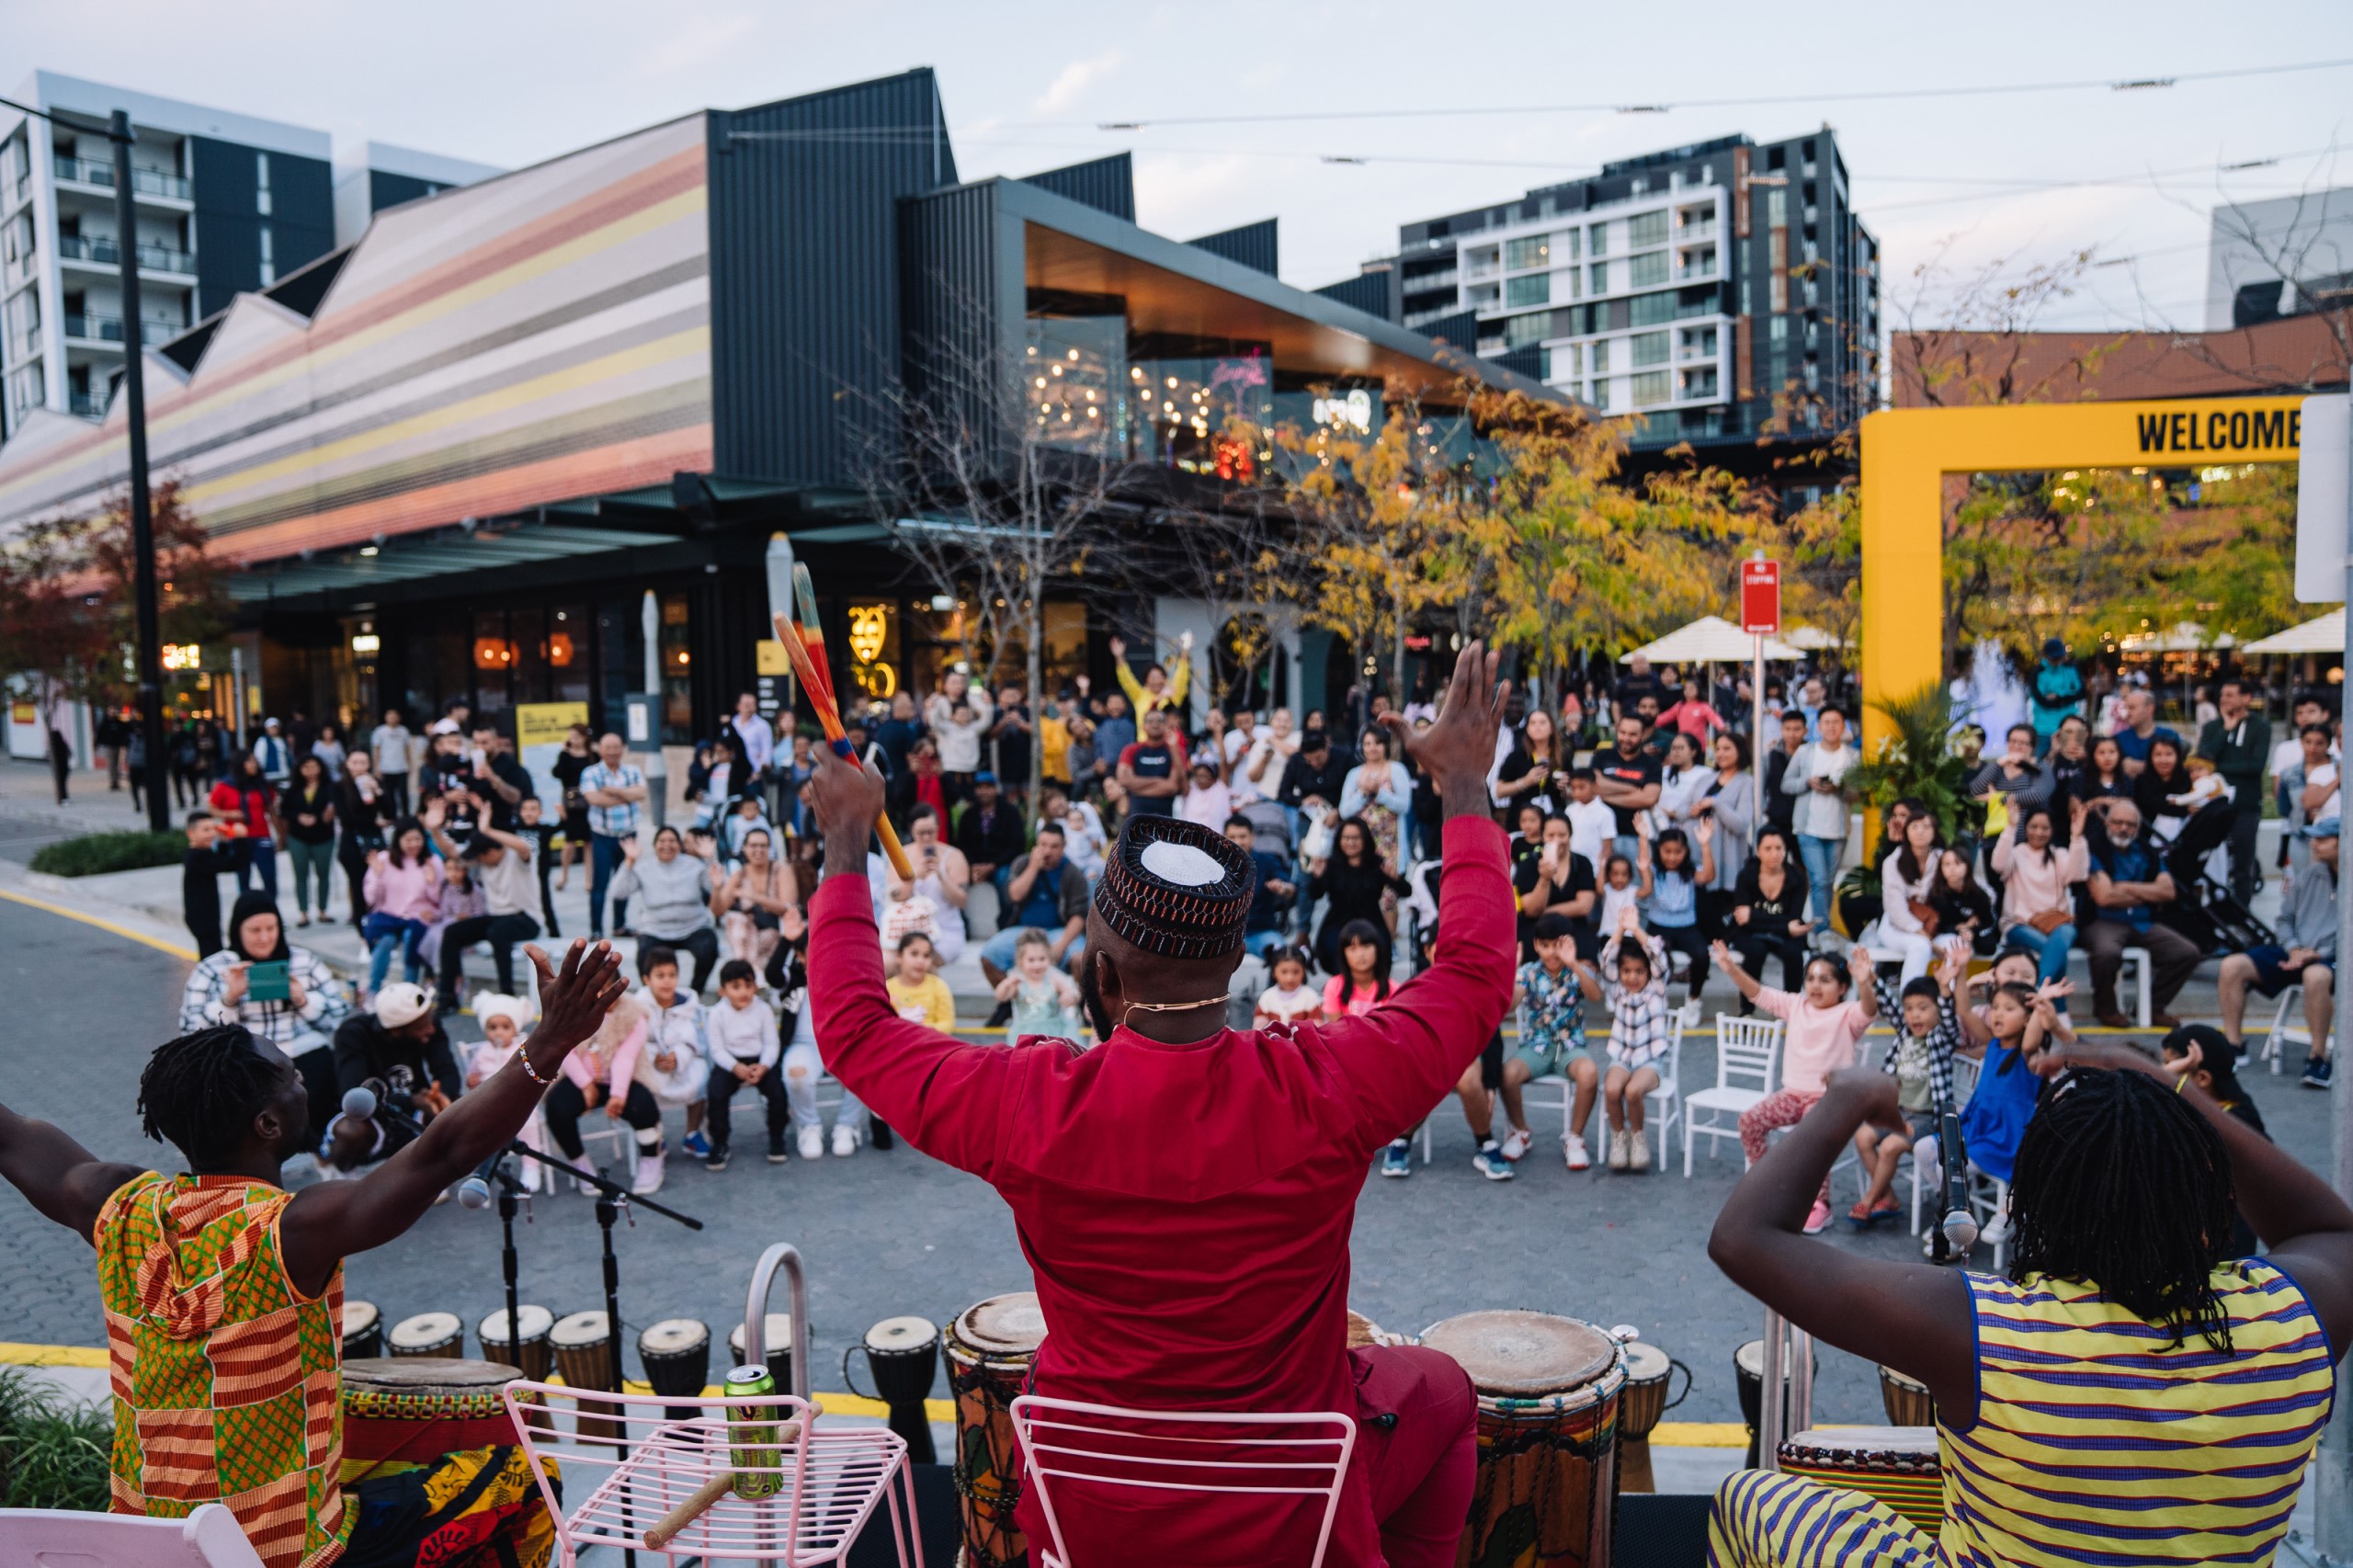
[1386,642,1506,796]
[526,939,627,1056]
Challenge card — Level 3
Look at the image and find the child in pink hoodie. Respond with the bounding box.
[542,994,669,1196]
[1713,939,1880,1233]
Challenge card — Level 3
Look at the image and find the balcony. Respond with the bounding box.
[1677,217,1718,241]
[57,233,196,275]
[52,155,192,202]
[62,312,176,345]
[69,392,106,417]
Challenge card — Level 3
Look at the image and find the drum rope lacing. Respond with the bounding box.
[947,1347,1028,1568]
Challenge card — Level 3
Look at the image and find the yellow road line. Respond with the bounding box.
[0,890,196,960]
[1652,1421,1749,1448]
[0,1341,109,1369]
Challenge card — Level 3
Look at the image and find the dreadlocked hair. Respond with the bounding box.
[138,1027,281,1168]
[2008,1064,2236,1352]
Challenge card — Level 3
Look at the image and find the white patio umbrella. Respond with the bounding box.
[2240,608,2344,656]
[1622,614,1804,665]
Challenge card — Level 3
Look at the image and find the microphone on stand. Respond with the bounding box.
[340,1085,378,1120]
[455,1149,512,1210]
[1936,1105,1976,1261]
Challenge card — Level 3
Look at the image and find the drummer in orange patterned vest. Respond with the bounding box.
[0,937,625,1568]
[808,643,1519,1567]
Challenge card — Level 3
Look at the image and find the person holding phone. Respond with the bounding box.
[177,891,352,1152]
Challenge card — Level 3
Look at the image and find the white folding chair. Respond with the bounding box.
[576,1121,641,1187]
[1011,1395,1356,1568]
[2262,984,2309,1074]
[1685,1014,1783,1176]
[2120,946,2152,1028]
[0,1504,264,1567]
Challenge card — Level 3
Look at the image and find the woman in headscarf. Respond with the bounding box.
[176,890,351,1148]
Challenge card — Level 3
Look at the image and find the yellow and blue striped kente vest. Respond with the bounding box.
[1941,1261,2333,1567]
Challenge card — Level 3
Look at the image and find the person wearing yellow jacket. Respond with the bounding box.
[1109,631,1193,715]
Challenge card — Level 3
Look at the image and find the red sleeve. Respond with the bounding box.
[1321,814,1517,1149]
[808,875,1013,1178]
[1117,743,1141,771]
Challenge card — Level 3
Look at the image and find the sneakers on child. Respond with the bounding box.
[1677,998,1702,1028]
[1802,1200,1831,1235]
[1500,1127,1532,1162]
[1564,1133,1592,1171]
[1607,1130,1631,1171]
[1472,1142,1515,1181]
[797,1125,824,1161]
[1628,1129,1651,1172]
[1378,1140,1414,1178]
[2304,1055,2336,1090]
[706,1143,732,1172]
[683,1130,711,1159]
[767,1131,790,1165]
[631,1146,665,1196]
[832,1124,858,1158]
[1980,1207,2015,1246]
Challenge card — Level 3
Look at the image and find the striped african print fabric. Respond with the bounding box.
[1942,1262,2333,1567]
[96,1172,350,1568]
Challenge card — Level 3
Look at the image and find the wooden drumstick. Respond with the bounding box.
[644,1472,735,1550]
[770,611,915,881]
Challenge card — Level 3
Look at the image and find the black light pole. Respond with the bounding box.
[108,108,169,834]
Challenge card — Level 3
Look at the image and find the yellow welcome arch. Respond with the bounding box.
[1858,395,2308,752]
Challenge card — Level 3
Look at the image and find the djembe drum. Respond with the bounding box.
[341,1358,523,1484]
[340,1299,383,1361]
[944,1291,1047,1568]
[849,1314,940,1464]
[1778,1426,1944,1532]
[386,1311,463,1359]
[639,1319,713,1398]
[728,1312,795,1392]
[1421,1310,1628,1568]
[474,1305,553,1382]
[1878,1364,1934,1426]
[1615,1341,1688,1494]
[551,1310,620,1442]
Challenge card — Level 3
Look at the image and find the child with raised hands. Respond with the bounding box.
[994,928,1084,1043]
[1597,905,1674,1172]
[1850,945,1965,1230]
[1716,937,1879,1233]
[1513,913,1606,1170]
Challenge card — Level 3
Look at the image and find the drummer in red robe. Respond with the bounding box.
[808,643,1518,1567]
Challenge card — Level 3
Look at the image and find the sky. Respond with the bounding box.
[10,0,2353,336]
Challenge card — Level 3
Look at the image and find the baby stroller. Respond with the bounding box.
[2157,798,2274,956]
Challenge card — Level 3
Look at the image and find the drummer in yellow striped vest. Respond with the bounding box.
[0,939,625,1568]
[1706,1038,2353,1568]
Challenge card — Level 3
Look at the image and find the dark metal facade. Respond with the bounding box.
[1187,217,1279,277]
[190,135,333,320]
[1017,153,1134,222]
[705,69,961,488]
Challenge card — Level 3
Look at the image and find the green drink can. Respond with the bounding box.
[722,1363,783,1499]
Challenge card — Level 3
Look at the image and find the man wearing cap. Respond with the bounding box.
[2219,816,2338,1089]
[808,642,1517,1568]
[327,983,464,1171]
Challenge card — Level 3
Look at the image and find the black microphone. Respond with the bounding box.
[340,1084,378,1120]
[456,1150,509,1210]
[1938,1107,1977,1260]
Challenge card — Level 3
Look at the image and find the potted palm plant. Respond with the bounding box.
[1834,681,1975,936]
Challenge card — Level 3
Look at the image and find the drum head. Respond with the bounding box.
[1420,1311,1616,1397]
[1623,1342,1672,1381]
[1785,1425,1937,1457]
[727,1314,792,1356]
[342,1300,380,1337]
[475,1305,553,1345]
[1735,1338,1764,1378]
[388,1311,461,1349]
[953,1292,1046,1355]
[1879,1365,1928,1392]
[867,1315,938,1354]
[641,1319,710,1355]
[344,1356,522,1393]
[550,1311,610,1348]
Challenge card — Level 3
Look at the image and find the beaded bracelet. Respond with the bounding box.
[518,1050,556,1087]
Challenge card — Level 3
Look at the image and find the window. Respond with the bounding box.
[1506,273,1550,308]
[1589,379,1610,412]
[255,152,271,217]
[1630,290,1679,327]
[1629,210,1667,247]
[1630,331,1669,368]
[1587,222,1608,256]
[1682,366,1719,399]
[1559,267,1581,301]
[1629,252,1668,289]
[1505,233,1551,270]
[257,225,275,285]
[1505,311,1552,347]
[1769,314,1789,345]
[1589,339,1610,375]
[1588,260,1609,294]
[1463,244,1499,277]
[1768,189,1787,226]
[1466,281,1499,309]
[1559,228,1581,260]
[1631,369,1672,406]
[1679,325,1718,357]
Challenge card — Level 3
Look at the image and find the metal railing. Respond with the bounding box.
[68,392,105,417]
[62,312,176,344]
[57,233,195,273]
[52,155,192,200]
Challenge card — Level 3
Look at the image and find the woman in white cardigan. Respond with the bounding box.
[1876,802,1943,983]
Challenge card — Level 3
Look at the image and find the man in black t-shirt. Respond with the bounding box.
[1514,814,1598,960]
[1762,710,1809,835]
[1277,731,1348,813]
[1590,714,1663,858]
[1115,706,1188,819]
[1631,697,1672,766]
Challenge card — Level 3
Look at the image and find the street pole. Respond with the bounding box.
[1752,632,1766,848]
[2320,449,2353,1566]
[109,109,168,834]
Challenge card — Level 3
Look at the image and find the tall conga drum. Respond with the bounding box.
[1615,1341,1688,1494]
[728,1312,795,1392]
[849,1315,939,1465]
[340,1299,383,1361]
[1421,1310,1627,1568]
[341,1358,523,1483]
[943,1291,1047,1568]
[475,1304,553,1382]
[387,1311,463,1359]
[551,1310,620,1443]
[1879,1364,1934,1426]
[1734,1337,1813,1470]
[640,1319,713,1398]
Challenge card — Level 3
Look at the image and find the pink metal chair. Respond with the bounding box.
[1009,1395,1357,1568]
[0,1502,265,1566]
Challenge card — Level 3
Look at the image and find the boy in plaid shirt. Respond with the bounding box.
[1596,907,1673,1172]
[1851,945,1965,1229]
[1478,913,1604,1175]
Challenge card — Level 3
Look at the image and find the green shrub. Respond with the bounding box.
[0,1368,112,1511]
[28,830,187,878]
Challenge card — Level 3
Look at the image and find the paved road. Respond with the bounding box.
[0,893,2335,1430]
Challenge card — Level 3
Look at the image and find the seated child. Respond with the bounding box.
[1957,979,2056,1245]
[704,957,785,1171]
[1255,946,1324,1028]
[1596,851,1642,937]
[2167,754,2229,820]
[1851,947,1964,1229]
[1595,909,1676,1173]
[995,928,1083,1043]
[1716,938,1880,1233]
[636,944,711,1159]
[545,992,665,1196]
[1464,912,1602,1176]
[2162,1025,2270,1257]
[1324,920,1392,1022]
[463,993,532,1086]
